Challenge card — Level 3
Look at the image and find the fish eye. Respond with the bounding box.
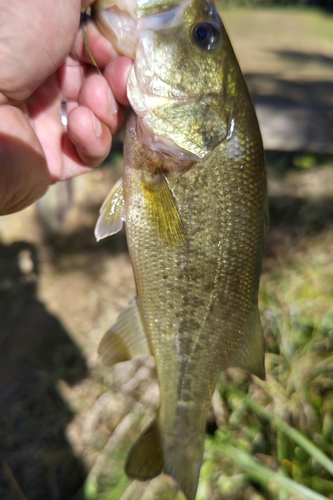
[193,22,221,50]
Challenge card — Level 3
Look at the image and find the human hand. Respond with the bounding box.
[0,0,133,215]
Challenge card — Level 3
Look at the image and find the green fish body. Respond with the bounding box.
[93,1,268,498]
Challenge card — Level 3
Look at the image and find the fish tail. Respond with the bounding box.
[125,417,164,481]
[163,441,202,500]
[125,417,202,500]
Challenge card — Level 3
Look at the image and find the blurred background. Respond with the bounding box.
[1,1,333,499]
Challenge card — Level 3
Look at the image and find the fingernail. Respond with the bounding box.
[91,111,102,137]
[108,87,118,115]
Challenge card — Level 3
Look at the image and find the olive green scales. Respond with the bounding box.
[93,1,267,498]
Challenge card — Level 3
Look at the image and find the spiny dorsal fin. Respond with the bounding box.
[125,417,164,480]
[228,306,265,380]
[94,178,125,241]
[98,298,151,365]
[142,174,185,247]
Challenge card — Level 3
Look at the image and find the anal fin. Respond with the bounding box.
[98,298,151,365]
[125,415,203,500]
[125,417,164,481]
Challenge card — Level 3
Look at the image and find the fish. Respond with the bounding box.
[92,0,268,498]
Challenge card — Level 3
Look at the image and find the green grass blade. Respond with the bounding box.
[224,384,333,476]
[219,444,328,500]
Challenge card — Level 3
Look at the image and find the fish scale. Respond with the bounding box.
[93,0,267,498]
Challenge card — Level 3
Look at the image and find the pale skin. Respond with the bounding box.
[0,0,133,215]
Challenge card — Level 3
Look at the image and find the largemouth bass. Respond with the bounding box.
[92,1,268,498]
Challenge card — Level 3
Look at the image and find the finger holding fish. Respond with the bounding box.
[72,15,120,67]
[71,13,133,105]
[77,73,123,133]
[103,57,133,106]
[54,27,133,171]
[66,104,112,168]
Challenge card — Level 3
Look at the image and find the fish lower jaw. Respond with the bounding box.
[93,5,137,58]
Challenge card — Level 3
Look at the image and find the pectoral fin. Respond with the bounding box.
[94,178,125,241]
[228,307,265,380]
[142,174,185,247]
[98,298,151,365]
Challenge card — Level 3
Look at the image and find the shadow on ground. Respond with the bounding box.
[0,242,88,500]
[269,192,333,232]
[244,49,333,152]
[247,73,333,108]
[44,225,128,260]
[245,48,333,106]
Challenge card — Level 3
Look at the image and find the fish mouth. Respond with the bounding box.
[93,0,192,58]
